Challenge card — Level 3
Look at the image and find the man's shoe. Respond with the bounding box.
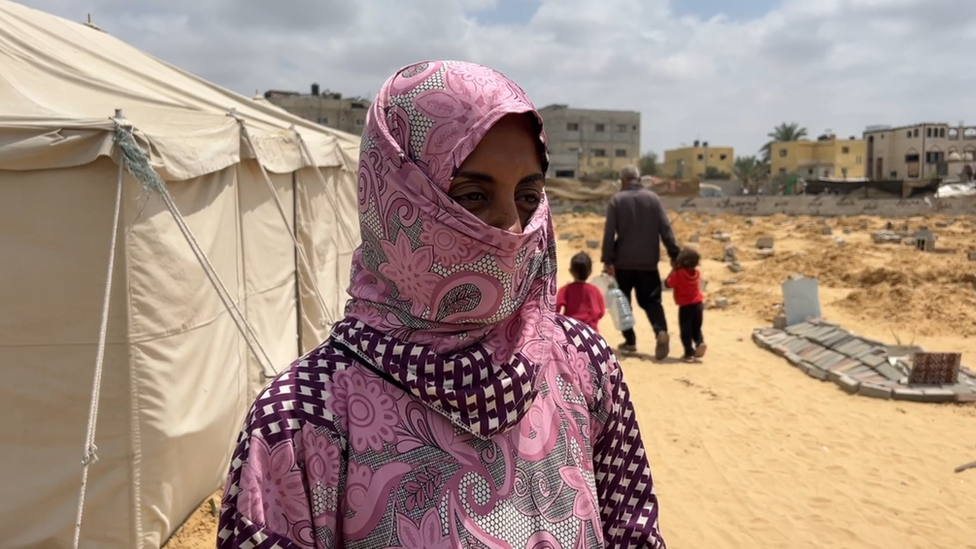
[654,332,670,360]
[618,343,637,355]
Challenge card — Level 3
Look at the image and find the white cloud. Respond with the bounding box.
[16,0,976,157]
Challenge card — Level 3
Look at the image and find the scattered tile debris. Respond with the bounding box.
[713,232,731,242]
[586,239,599,249]
[753,319,976,403]
[756,235,774,249]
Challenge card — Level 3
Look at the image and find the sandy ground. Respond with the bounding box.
[165,211,976,549]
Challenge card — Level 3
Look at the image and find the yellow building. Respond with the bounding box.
[662,141,734,178]
[770,137,867,179]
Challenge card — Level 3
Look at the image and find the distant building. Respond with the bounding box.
[863,122,976,180]
[662,141,734,179]
[537,104,641,179]
[770,135,866,179]
[264,83,370,135]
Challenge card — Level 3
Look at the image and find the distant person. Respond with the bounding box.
[664,247,707,363]
[556,252,606,332]
[601,165,680,359]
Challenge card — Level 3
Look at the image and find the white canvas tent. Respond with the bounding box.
[0,2,362,547]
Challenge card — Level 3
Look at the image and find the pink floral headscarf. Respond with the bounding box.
[333,60,559,439]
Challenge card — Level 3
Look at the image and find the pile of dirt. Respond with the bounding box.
[163,491,221,549]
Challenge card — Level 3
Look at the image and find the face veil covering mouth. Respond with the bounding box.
[331,60,559,439]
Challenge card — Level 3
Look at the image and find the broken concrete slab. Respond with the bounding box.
[892,388,927,402]
[756,248,775,258]
[773,315,787,329]
[822,227,833,235]
[920,387,956,403]
[968,250,976,261]
[586,240,600,249]
[723,245,738,263]
[728,262,743,273]
[712,232,731,242]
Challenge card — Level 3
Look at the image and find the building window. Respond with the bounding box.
[778,168,786,174]
[317,117,329,125]
[940,128,946,138]
[568,146,580,153]
[779,149,787,157]
[890,171,898,178]
[913,128,919,137]
[592,149,606,157]
[964,128,976,140]
[856,156,862,164]
[841,146,850,154]
[595,124,606,132]
[949,128,959,139]
[807,168,814,175]
[632,125,638,130]
[554,169,576,178]
[926,127,932,138]
[567,122,579,131]
[719,154,727,160]
[906,131,911,138]
[925,151,944,164]
[696,154,704,161]
[350,102,366,109]
[615,149,627,157]
[617,124,628,132]
[355,119,364,126]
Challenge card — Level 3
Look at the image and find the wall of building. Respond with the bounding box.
[265,91,370,135]
[865,123,976,181]
[539,105,641,176]
[770,138,866,179]
[549,194,976,218]
[662,145,735,178]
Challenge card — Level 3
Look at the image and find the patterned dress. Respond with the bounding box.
[217,317,665,549]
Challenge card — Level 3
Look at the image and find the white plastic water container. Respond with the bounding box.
[605,283,635,331]
[590,273,613,298]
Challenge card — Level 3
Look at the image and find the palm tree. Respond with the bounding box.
[733,155,764,192]
[760,122,807,163]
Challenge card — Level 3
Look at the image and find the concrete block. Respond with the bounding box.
[772,315,787,329]
[785,352,803,365]
[956,392,976,403]
[967,250,976,261]
[688,233,700,243]
[858,383,893,400]
[875,363,904,382]
[802,362,830,381]
[822,227,833,235]
[713,232,731,242]
[714,297,729,309]
[892,388,927,402]
[836,375,861,394]
[757,248,775,258]
[920,388,956,403]
[756,235,775,249]
[782,277,821,327]
[833,237,847,247]
[722,279,738,286]
[728,262,743,273]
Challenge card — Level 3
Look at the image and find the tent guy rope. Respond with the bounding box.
[71,110,126,549]
[110,116,278,380]
[228,110,339,324]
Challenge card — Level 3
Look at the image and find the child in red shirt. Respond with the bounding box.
[665,247,706,363]
[556,252,606,333]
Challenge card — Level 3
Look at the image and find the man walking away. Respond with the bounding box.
[601,165,681,360]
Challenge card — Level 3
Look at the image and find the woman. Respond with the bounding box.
[217,60,666,549]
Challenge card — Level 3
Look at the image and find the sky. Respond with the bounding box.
[17,0,976,157]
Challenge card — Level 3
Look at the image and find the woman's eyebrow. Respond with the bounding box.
[453,171,494,183]
[519,173,545,185]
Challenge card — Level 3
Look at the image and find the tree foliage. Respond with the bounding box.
[638,152,658,176]
[760,122,808,163]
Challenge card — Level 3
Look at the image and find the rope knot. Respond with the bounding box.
[82,444,99,465]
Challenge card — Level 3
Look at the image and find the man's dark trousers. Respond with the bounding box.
[615,268,668,346]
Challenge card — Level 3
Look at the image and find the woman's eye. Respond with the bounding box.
[518,192,541,205]
[453,192,488,204]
